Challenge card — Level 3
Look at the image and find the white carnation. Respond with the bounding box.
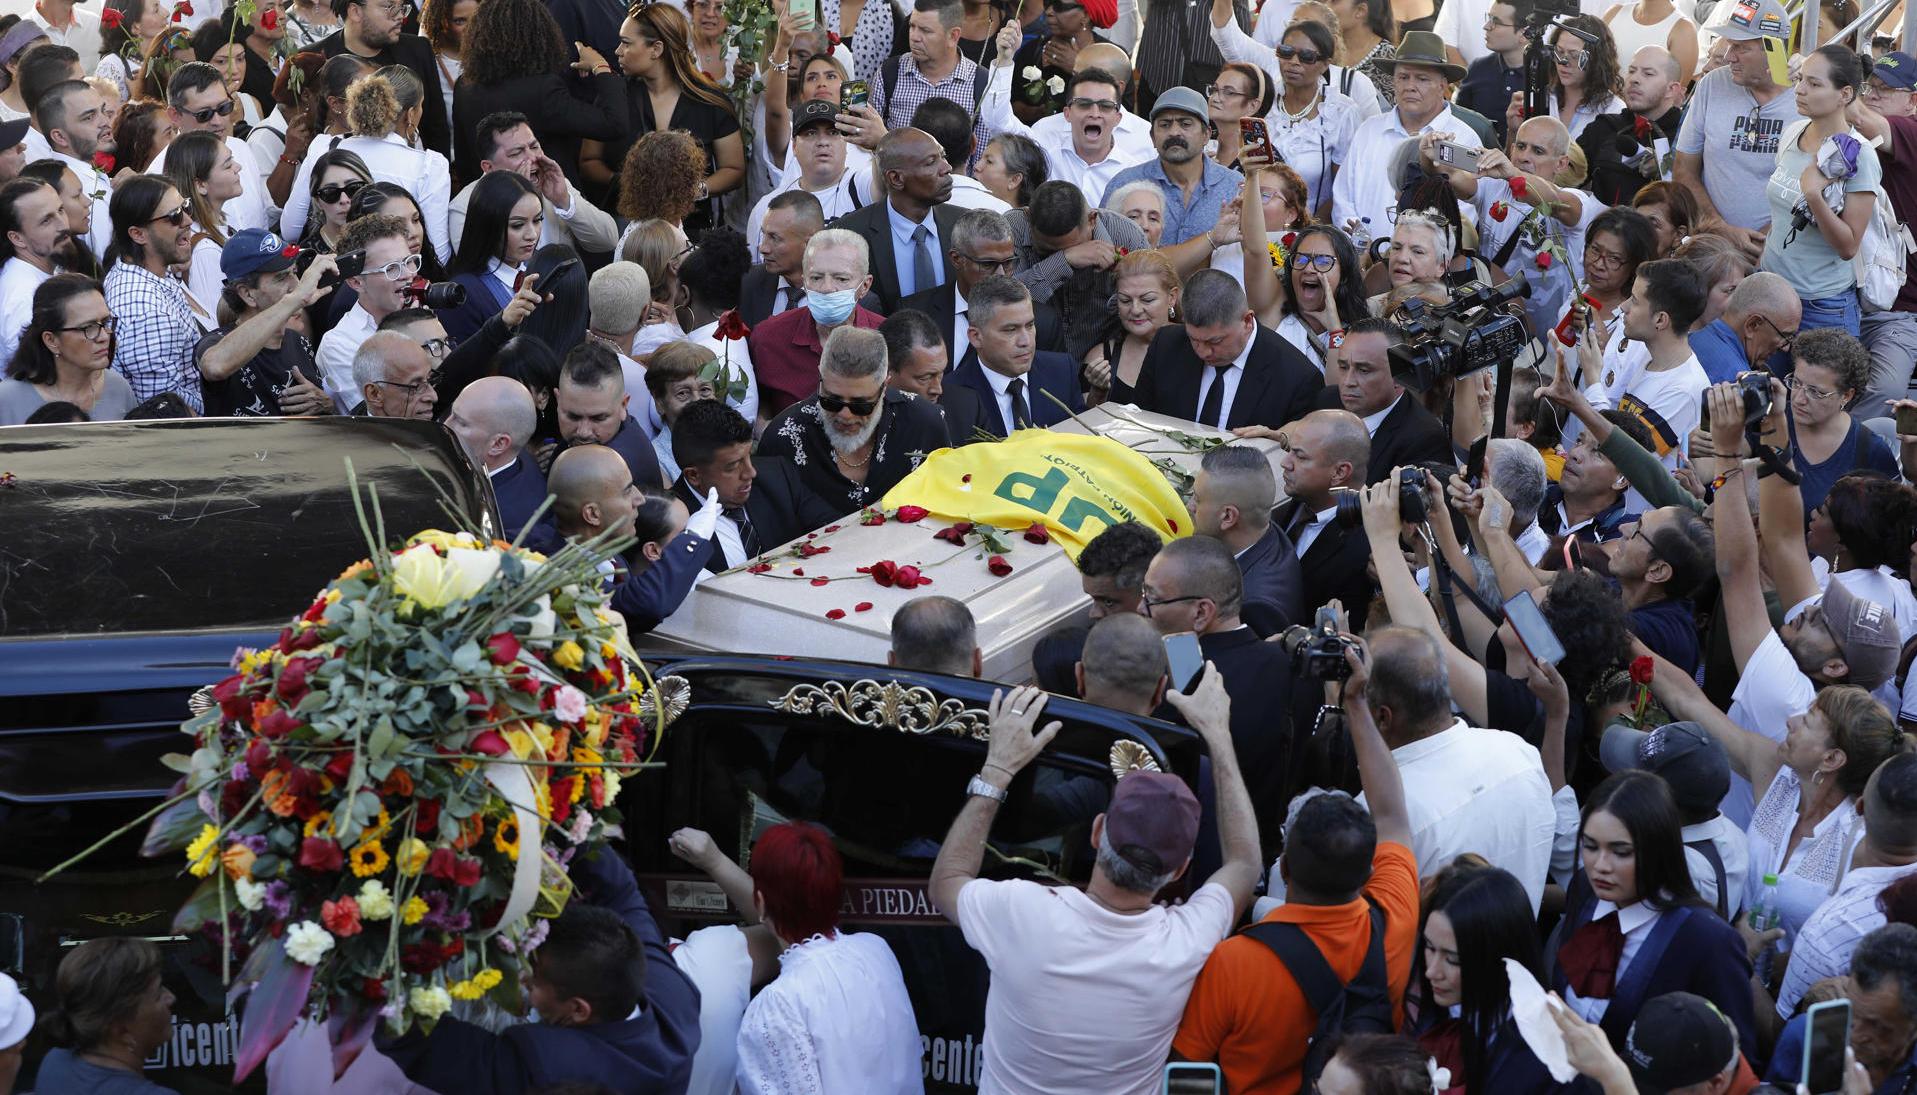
[357,879,395,921]
[410,986,452,1023]
[234,877,265,911]
[284,921,335,965]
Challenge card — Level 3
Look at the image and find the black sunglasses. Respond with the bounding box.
[818,393,880,415]
[147,204,189,227]
[1276,43,1324,64]
[314,179,367,203]
[182,99,236,124]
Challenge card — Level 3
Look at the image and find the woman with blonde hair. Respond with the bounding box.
[160,130,244,322]
[280,64,453,263]
[620,218,692,355]
[1083,250,1180,406]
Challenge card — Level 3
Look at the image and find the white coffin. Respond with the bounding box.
[639,405,1289,682]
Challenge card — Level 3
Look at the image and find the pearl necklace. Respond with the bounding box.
[1279,89,1319,125]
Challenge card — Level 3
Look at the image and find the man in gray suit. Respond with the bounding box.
[448,112,618,254]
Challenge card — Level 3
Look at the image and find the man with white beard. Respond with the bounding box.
[756,325,952,516]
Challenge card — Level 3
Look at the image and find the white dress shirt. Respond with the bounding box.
[688,317,762,424]
[20,124,48,165]
[735,932,925,1095]
[1332,106,1483,243]
[32,2,101,69]
[1356,717,1558,910]
[978,358,1032,432]
[981,65,1153,196]
[1563,900,1662,1022]
[1193,332,1256,427]
[50,149,112,261]
[149,134,271,234]
[1682,813,1751,921]
[744,168,866,263]
[713,507,749,568]
[950,290,972,371]
[0,256,54,366]
[314,302,379,412]
[1291,502,1340,558]
[1360,392,1402,436]
[282,132,453,262]
[486,256,523,301]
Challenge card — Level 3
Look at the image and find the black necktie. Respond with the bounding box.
[1198,365,1228,428]
[1286,504,1317,541]
[1006,377,1032,431]
[725,505,761,558]
[774,285,792,315]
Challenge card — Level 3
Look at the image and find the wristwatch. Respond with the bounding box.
[965,775,1008,803]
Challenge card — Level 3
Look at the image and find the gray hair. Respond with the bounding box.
[965,274,1032,329]
[1725,270,1800,323]
[350,331,416,390]
[1364,626,1454,733]
[820,325,888,382]
[804,227,869,277]
[1096,829,1179,895]
[1181,269,1249,328]
[1391,210,1456,269]
[1105,181,1165,218]
[950,208,1013,254]
[1487,437,1548,528]
[889,596,977,676]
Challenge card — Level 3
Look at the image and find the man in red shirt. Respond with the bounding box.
[745,227,885,417]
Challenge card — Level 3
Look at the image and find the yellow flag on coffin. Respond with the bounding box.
[880,430,1192,560]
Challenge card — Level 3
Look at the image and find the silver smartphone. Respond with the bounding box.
[1435,141,1483,173]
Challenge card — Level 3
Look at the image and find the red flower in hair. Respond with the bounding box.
[714,308,751,341]
[98,7,123,28]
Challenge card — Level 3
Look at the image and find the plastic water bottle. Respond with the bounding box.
[1748,873,1782,983]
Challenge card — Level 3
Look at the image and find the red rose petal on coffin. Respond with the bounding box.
[747,562,773,574]
[791,567,804,575]
[895,505,929,523]
[824,525,840,532]
[855,602,874,612]
[987,555,1013,576]
[810,577,830,586]
[825,609,846,619]
[1168,518,1179,532]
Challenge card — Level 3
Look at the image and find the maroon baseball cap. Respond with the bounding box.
[1105,771,1200,874]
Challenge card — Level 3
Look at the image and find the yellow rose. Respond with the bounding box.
[407,529,482,552]
[389,544,462,610]
[184,824,219,878]
[551,641,585,671]
[395,837,430,876]
[400,896,429,925]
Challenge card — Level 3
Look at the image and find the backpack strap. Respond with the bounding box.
[1684,837,1730,920]
[881,54,904,121]
[1239,897,1386,1017]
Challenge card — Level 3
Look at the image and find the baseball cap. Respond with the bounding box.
[221,227,300,282]
[1104,770,1200,875]
[1712,0,1792,40]
[0,116,27,151]
[1149,86,1209,124]
[0,973,33,1051]
[1875,52,1917,90]
[1599,721,1731,816]
[1624,992,1740,1093]
[794,98,840,134]
[1819,578,1899,692]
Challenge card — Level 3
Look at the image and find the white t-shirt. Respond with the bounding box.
[670,925,752,1095]
[1723,630,1819,828]
[1583,340,1708,463]
[957,878,1235,1095]
[1470,179,1604,347]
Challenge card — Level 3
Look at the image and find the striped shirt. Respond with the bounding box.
[1776,860,1917,1018]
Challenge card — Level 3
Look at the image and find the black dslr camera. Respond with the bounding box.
[1387,276,1533,394]
[1737,370,1773,429]
[1279,606,1357,682]
[1333,467,1432,529]
[401,277,466,309]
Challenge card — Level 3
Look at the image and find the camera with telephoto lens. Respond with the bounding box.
[1278,606,1357,682]
[1737,370,1773,429]
[1387,275,1533,394]
[1333,468,1431,529]
[401,277,466,309]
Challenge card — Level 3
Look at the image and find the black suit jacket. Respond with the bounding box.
[451,71,629,190]
[490,450,552,543]
[1274,498,1374,634]
[673,457,840,574]
[899,281,1065,370]
[1131,324,1324,430]
[316,31,451,157]
[1366,393,1456,485]
[738,265,882,329]
[1236,524,1303,639]
[830,200,965,315]
[610,528,711,634]
[948,351,1084,438]
[934,382,992,446]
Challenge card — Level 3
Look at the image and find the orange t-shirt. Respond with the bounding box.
[1171,841,1422,1095]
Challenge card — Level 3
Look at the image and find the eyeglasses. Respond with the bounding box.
[1067,97,1119,112]
[147,204,189,227]
[1627,523,1662,561]
[1204,82,1252,102]
[1274,44,1324,64]
[1784,375,1841,401]
[419,336,457,360]
[57,316,117,340]
[373,370,440,398]
[355,0,414,16]
[181,99,236,124]
[1483,14,1517,27]
[955,251,1015,273]
[1292,253,1337,271]
[817,392,880,415]
[314,179,366,204]
[1867,79,1912,97]
[1758,314,1798,354]
[1139,592,1205,614]
[1585,246,1627,270]
[1552,47,1590,67]
[370,253,424,282]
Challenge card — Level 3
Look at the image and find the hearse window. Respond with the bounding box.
[670,711,1109,887]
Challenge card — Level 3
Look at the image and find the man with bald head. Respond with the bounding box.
[830,127,962,314]
[1076,613,1170,717]
[1579,45,1688,206]
[549,445,719,633]
[1275,409,1375,631]
[350,332,437,420]
[889,595,982,678]
[1193,445,1300,638]
[446,376,547,544]
[1689,271,1804,384]
[1141,535,1293,847]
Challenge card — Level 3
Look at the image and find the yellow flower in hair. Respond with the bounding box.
[185,824,220,878]
[493,816,520,858]
[349,839,389,877]
[400,896,429,925]
[551,641,585,671]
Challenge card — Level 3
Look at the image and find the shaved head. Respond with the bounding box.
[1308,409,1371,474]
[548,445,637,540]
[447,376,537,471]
[1633,44,1680,83]
[1079,613,1169,712]
[1516,115,1570,158]
[1076,43,1131,78]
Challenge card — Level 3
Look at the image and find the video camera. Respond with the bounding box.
[1523,0,1595,118]
[1386,275,1533,394]
[1278,606,1358,682]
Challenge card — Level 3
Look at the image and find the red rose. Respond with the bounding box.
[810,577,830,586]
[415,799,442,833]
[1632,113,1652,139]
[212,674,250,719]
[470,729,510,756]
[425,847,459,880]
[259,7,279,29]
[362,977,388,1002]
[933,522,974,545]
[510,672,540,695]
[987,555,1013,576]
[258,708,302,738]
[453,856,481,887]
[895,565,924,588]
[301,598,328,623]
[825,608,846,619]
[550,779,575,824]
[797,542,830,556]
[869,560,897,587]
[1509,176,1529,201]
[276,657,321,704]
[283,626,321,652]
[1022,522,1050,544]
[1488,201,1509,222]
[895,505,929,523]
[1629,656,1655,685]
[859,509,885,526]
[402,942,449,974]
[1281,231,1298,248]
[485,632,521,666]
[298,837,343,872]
[714,308,751,340]
[746,562,773,573]
[465,688,487,709]
[98,7,123,27]
[244,739,273,774]
[321,896,361,937]
[855,602,874,612]
[176,1,193,13]
[323,750,353,780]
[1535,252,1553,270]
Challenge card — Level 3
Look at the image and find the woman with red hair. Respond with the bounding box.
[670,821,924,1094]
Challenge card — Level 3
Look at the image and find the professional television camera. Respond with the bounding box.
[1386,274,1533,395]
[1524,0,1594,119]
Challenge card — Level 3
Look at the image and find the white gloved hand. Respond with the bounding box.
[686,486,721,541]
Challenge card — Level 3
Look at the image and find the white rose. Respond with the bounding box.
[1046,75,1066,95]
[284,921,335,966]
[410,985,452,1023]
[1022,65,1041,80]
[234,877,265,912]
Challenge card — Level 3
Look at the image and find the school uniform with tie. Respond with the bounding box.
[440,259,522,344]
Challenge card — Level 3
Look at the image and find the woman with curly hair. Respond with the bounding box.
[449,0,626,187]
[1537,13,1624,140]
[94,0,171,102]
[617,130,707,231]
[581,1,742,230]
[281,65,453,263]
[420,0,474,129]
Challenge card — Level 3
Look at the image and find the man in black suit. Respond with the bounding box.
[1193,445,1301,638]
[1131,270,1323,430]
[1141,535,1292,854]
[741,191,818,328]
[556,342,663,490]
[1333,317,1456,483]
[548,449,714,634]
[1275,408,1375,633]
[670,399,841,574]
[879,307,990,445]
[317,0,451,157]
[901,208,1063,371]
[946,275,1084,437]
[829,128,964,314]
[444,375,552,544]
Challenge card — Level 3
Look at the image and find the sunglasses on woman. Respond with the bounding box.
[1275,43,1324,64]
[315,179,367,204]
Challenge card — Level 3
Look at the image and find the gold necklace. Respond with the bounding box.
[835,445,873,468]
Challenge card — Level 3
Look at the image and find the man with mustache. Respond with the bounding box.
[1099,86,1242,248]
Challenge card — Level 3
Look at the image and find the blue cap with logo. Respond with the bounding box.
[221,227,300,282]
[1875,52,1917,90]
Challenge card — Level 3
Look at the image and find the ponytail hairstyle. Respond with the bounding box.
[625,3,730,110]
[317,52,372,133]
[1813,42,1866,109]
[6,272,102,384]
[1816,685,1910,799]
[345,64,423,138]
[161,129,230,245]
[38,937,164,1053]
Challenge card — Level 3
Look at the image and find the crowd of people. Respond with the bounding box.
[15,0,1917,1089]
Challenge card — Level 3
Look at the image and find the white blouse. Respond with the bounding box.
[280,132,453,263]
[1746,766,1863,944]
[735,931,924,1095]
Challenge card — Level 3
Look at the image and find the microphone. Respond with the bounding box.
[1612,126,1655,177]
